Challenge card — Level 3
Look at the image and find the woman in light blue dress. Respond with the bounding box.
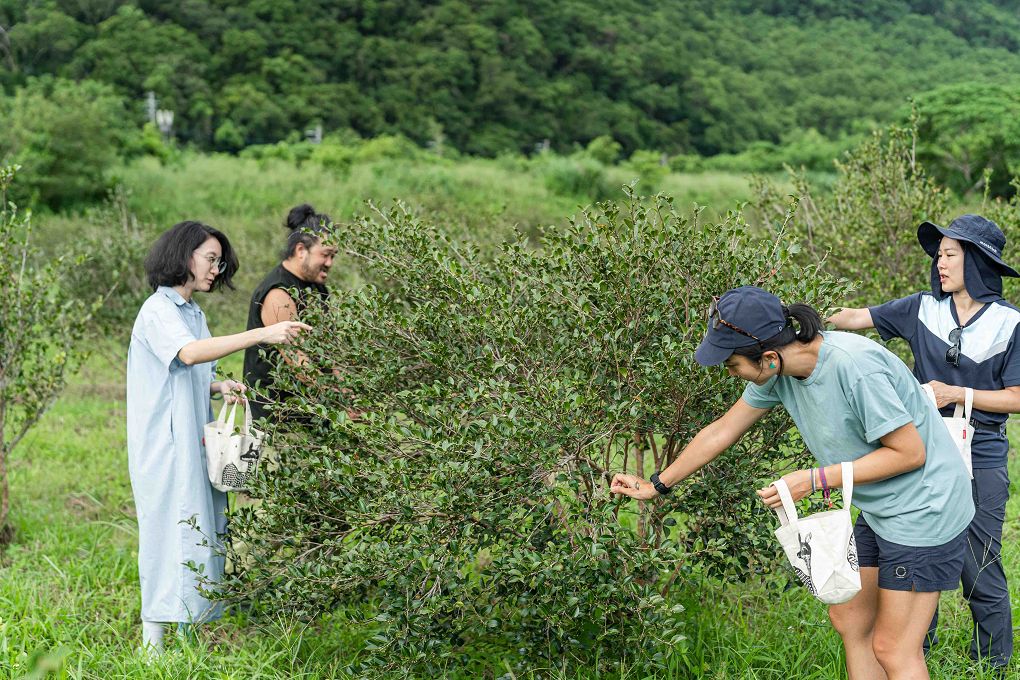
[126,221,310,655]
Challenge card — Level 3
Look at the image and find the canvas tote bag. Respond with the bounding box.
[921,384,974,479]
[204,399,265,492]
[772,461,861,605]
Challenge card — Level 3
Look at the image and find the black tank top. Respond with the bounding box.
[243,264,327,421]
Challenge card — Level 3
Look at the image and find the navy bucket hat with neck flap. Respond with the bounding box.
[918,214,1018,302]
[918,214,1019,278]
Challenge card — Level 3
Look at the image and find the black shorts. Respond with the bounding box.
[853,514,966,592]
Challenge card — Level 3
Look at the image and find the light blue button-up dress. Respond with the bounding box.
[126,286,226,623]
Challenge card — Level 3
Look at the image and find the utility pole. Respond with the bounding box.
[146,91,157,125]
[145,91,174,142]
[156,109,174,142]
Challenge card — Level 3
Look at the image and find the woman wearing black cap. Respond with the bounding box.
[829,214,1020,672]
[611,285,974,680]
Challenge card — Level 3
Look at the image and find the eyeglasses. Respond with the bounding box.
[946,326,963,367]
[197,253,225,273]
[708,296,762,343]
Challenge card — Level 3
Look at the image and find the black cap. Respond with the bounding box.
[918,214,1019,278]
[695,286,789,367]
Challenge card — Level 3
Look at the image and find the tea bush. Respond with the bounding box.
[0,165,97,536]
[219,188,851,673]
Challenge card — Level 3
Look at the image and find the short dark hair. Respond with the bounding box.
[144,221,239,292]
[282,203,332,259]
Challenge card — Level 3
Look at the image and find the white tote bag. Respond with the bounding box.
[204,399,265,492]
[772,461,861,605]
[921,384,974,479]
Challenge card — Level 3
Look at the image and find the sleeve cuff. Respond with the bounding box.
[864,413,913,444]
[867,306,896,341]
[741,394,778,409]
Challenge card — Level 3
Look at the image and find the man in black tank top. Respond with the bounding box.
[243,205,336,423]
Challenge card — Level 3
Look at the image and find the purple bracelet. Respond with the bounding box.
[819,466,832,507]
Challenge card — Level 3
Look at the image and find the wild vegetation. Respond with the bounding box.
[3,1,1020,677]
[1,152,1017,677]
[4,1,1020,208]
[0,166,96,539]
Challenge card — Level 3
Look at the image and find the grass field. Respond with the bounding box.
[2,346,1018,678]
[5,156,1015,678]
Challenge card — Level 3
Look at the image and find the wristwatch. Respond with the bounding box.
[650,471,672,495]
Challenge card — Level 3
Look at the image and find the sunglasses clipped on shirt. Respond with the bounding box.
[946,326,963,367]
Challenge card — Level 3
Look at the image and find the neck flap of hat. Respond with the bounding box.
[930,241,1003,302]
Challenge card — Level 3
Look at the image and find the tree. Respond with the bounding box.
[0,77,136,208]
[913,83,1020,198]
[5,6,86,76]
[218,189,852,673]
[64,5,212,144]
[0,166,97,540]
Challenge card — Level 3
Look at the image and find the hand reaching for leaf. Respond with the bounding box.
[217,379,246,404]
[610,473,659,501]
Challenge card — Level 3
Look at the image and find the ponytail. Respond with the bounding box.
[782,303,823,343]
[732,301,823,363]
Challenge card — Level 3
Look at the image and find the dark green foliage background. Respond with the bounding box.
[3,0,1020,156]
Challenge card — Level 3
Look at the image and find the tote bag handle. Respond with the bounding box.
[242,396,254,434]
[952,387,974,421]
[215,400,232,426]
[921,384,974,421]
[772,461,854,528]
[215,399,244,432]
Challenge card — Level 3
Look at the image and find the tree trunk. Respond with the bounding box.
[633,432,647,541]
[0,397,9,543]
[0,444,9,545]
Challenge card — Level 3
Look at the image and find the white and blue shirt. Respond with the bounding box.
[870,292,1020,468]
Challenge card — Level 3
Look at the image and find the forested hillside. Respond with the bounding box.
[2,0,1020,156]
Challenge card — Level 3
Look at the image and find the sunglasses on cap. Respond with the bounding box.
[708,296,762,343]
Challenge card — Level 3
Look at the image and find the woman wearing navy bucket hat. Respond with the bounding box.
[611,286,974,679]
[830,214,1020,672]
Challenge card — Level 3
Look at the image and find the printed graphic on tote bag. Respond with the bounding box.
[204,401,265,492]
[793,532,818,596]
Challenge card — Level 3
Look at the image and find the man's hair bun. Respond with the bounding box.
[286,204,318,231]
[281,203,333,258]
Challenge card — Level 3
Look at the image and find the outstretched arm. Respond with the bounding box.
[827,307,874,331]
[177,321,311,365]
[610,397,773,501]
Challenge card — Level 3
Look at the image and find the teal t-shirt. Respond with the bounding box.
[742,331,975,547]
